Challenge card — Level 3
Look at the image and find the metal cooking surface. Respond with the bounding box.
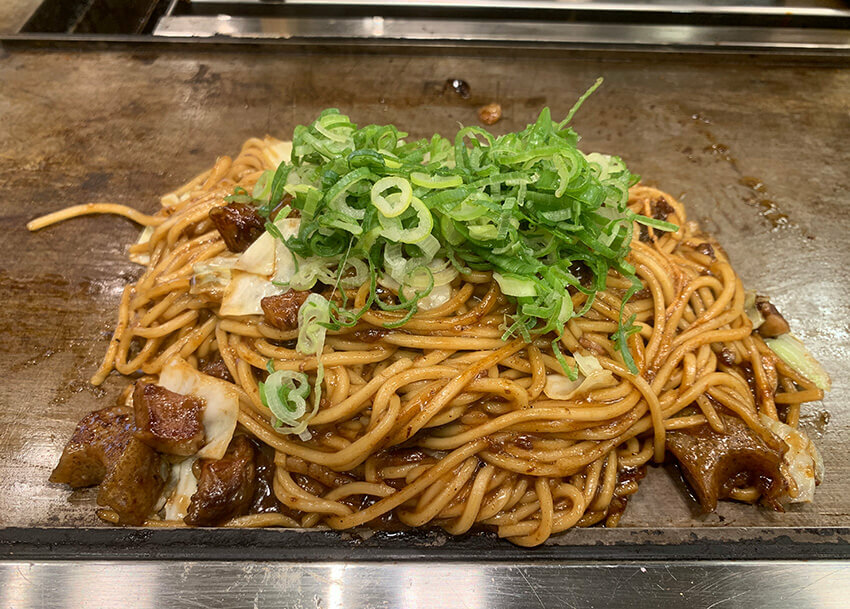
[0,47,848,548]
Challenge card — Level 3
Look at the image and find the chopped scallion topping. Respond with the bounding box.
[231,80,677,372]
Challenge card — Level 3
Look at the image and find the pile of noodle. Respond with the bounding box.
[30,136,824,546]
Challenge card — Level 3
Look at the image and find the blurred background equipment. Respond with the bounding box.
[12,0,850,51]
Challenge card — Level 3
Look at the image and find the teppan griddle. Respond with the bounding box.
[1,41,848,607]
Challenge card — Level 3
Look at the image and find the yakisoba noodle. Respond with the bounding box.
[35,134,827,546]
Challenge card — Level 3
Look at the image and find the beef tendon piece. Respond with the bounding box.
[185,435,258,526]
[97,437,167,525]
[666,413,787,512]
[49,406,135,488]
[133,382,206,457]
[251,446,282,514]
[755,296,791,338]
[209,202,265,252]
[198,355,235,383]
[261,289,311,330]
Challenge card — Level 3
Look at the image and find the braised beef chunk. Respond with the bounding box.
[49,406,135,488]
[133,382,205,456]
[269,193,296,221]
[185,435,258,526]
[97,437,166,525]
[198,355,235,383]
[755,296,791,338]
[666,413,786,512]
[569,260,593,287]
[209,202,265,252]
[51,405,167,525]
[695,242,716,259]
[718,347,737,367]
[261,289,311,330]
[251,446,281,514]
[652,197,675,221]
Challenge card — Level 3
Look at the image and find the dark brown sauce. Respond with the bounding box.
[695,242,716,259]
[444,78,471,100]
[351,328,390,343]
[686,113,795,231]
[604,466,648,524]
[703,142,736,164]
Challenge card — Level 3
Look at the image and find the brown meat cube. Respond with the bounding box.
[97,437,166,525]
[261,289,310,330]
[651,197,675,221]
[251,445,282,514]
[666,413,786,512]
[755,296,791,338]
[209,202,265,252]
[133,382,206,457]
[185,435,258,526]
[198,355,235,383]
[49,406,135,488]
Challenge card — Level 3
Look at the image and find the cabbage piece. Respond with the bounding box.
[221,218,302,316]
[160,191,191,208]
[191,254,239,299]
[234,231,276,276]
[759,414,824,504]
[744,291,765,329]
[234,217,300,277]
[273,218,301,283]
[129,225,155,266]
[263,138,293,169]
[159,357,239,460]
[378,274,453,311]
[164,457,199,521]
[544,352,616,400]
[220,271,285,316]
[417,284,452,310]
[543,374,583,400]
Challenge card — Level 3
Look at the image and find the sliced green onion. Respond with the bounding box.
[371,176,413,218]
[468,222,499,241]
[326,167,372,219]
[379,197,434,244]
[234,82,679,362]
[411,172,464,189]
[297,294,330,356]
[252,170,274,201]
[259,368,311,430]
[766,333,831,391]
[493,272,537,297]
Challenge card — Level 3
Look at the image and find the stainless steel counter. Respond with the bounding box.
[2,560,850,608]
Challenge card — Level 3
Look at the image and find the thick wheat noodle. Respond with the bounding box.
[29,137,826,545]
[26,203,165,231]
